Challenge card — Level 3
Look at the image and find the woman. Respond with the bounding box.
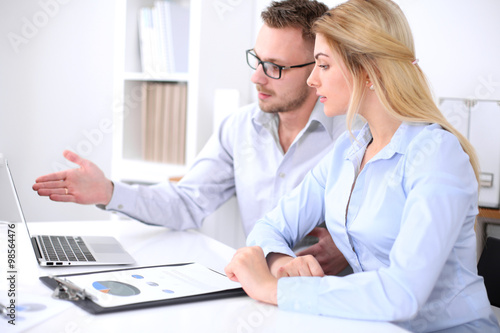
[224,0,500,332]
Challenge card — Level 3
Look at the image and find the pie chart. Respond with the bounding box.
[92,281,141,297]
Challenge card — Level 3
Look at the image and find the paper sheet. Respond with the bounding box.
[0,293,73,332]
[63,263,241,308]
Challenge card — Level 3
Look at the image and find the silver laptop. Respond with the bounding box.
[0,157,135,266]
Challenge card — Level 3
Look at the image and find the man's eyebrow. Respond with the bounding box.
[314,52,329,60]
[254,49,285,65]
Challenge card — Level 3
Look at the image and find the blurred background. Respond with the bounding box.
[0,0,499,247]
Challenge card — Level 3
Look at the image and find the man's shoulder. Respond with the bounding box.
[235,102,261,119]
[219,102,261,129]
[214,103,263,145]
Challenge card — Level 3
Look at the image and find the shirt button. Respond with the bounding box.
[118,204,124,209]
[279,172,286,178]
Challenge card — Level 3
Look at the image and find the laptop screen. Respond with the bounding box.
[0,157,27,229]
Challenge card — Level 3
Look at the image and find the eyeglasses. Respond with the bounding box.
[246,49,315,80]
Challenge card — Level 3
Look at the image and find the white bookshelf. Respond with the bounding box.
[112,0,255,185]
[123,72,190,82]
[112,0,198,184]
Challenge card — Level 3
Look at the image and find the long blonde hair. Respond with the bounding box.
[314,0,480,181]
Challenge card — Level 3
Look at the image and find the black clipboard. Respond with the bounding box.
[39,263,246,315]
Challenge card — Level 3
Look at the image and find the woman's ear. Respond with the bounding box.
[363,70,374,91]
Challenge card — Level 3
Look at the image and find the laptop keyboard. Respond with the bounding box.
[39,235,96,262]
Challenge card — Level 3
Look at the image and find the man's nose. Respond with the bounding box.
[250,63,268,85]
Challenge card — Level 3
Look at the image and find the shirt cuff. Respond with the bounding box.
[277,276,321,315]
[100,181,136,212]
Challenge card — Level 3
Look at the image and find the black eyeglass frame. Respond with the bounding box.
[246,49,315,80]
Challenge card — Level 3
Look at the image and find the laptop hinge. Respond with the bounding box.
[31,237,43,260]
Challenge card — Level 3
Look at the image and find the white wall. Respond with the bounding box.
[195,0,257,249]
[323,0,500,101]
[254,0,500,103]
[193,0,256,149]
[0,0,116,222]
[401,0,500,101]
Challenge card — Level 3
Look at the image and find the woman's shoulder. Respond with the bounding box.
[405,123,462,153]
[403,123,475,183]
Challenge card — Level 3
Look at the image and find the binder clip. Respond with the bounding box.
[51,276,93,302]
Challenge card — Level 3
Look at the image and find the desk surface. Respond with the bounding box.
[1,220,409,333]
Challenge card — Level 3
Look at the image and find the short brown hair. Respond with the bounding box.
[261,0,328,43]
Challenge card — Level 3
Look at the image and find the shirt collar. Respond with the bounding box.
[307,99,335,139]
[346,122,425,160]
[252,105,278,133]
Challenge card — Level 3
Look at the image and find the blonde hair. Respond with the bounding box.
[313,0,480,181]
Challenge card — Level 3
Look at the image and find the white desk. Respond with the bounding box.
[2,220,409,332]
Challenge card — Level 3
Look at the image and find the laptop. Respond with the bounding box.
[0,157,135,267]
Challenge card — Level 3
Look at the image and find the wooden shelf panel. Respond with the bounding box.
[479,207,500,220]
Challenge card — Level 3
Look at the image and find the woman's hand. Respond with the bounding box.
[225,246,278,305]
[276,255,325,278]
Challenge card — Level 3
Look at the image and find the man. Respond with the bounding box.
[33,0,349,275]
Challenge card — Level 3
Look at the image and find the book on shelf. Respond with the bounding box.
[138,1,190,75]
[141,82,187,165]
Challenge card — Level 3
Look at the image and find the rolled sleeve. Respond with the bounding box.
[278,276,321,315]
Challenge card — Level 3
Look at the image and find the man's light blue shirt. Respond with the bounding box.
[247,122,499,332]
[105,100,347,235]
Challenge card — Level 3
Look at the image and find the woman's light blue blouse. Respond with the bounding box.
[247,122,498,332]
